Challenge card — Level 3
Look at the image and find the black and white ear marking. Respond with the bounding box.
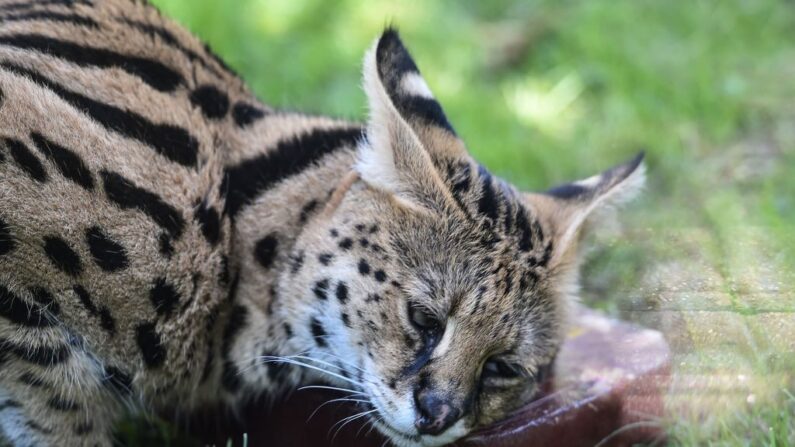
[356,28,458,208]
[527,152,646,264]
[546,152,646,204]
[374,29,455,134]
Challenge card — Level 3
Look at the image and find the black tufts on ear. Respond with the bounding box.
[374,28,456,135]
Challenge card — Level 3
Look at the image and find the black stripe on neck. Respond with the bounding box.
[222,126,362,217]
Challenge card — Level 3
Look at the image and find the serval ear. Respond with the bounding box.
[525,152,646,267]
[356,28,464,211]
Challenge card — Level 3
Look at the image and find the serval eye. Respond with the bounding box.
[482,358,522,380]
[408,304,439,331]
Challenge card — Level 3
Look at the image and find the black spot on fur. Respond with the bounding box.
[355,223,365,232]
[341,312,351,328]
[330,229,339,238]
[365,293,381,303]
[227,273,240,303]
[254,234,278,269]
[310,317,327,347]
[404,334,416,349]
[218,255,231,286]
[451,162,471,197]
[313,279,329,300]
[103,366,133,394]
[0,217,16,256]
[0,34,183,92]
[85,226,129,272]
[26,421,52,434]
[374,270,387,283]
[540,240,553,267]
[30,287,59,317]
[30,132,94,190]
[72,285,116,335]
[318,252,333,265]
[336,282,349,304]
[149,278,180,318]
[477,166,499,221]
[338,238,353,250]
[136,322,166,368]
[73,422,93,435]
[232,101,267,127]
[189,85,229,119]
[47,397,79,411]
[262,350,289,382]
[502,196,515,234]
[222,127,362,217]
[43,236,82,276]
[4,137,46,182]
[0,285,53,327]
[283,322,293,338]
[0,62,198,167]
[101,170,185,238]
[359,238,369,248]
[515,208,534,252]
[158,233,174,259]
[194,201,221,246]
[358,259,371,276]
[470,285,487,316]
[0,338,70,365]
[299,199,319,224]
[289,250,305,274]
[18,372,47,387]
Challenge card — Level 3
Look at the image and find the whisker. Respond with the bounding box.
[298,385,365,395]
[310,351,369,375]
[258,356,366,388]
[355,415,379,438]
[290,354,380,385]
[329,409,378,443]
[308,397,371,422]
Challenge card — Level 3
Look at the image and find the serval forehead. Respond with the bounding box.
[387,195,553,306]
[424,158,554,272]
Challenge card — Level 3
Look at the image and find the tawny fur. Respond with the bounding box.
[0,1,644,446]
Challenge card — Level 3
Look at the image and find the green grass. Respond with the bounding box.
[141,0,795,445]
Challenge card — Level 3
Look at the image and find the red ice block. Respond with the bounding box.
[204,308,670,447]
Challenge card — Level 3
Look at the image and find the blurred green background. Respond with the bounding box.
[146,0,794,445]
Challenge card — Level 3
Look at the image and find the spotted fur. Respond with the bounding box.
[0,2,644,446]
